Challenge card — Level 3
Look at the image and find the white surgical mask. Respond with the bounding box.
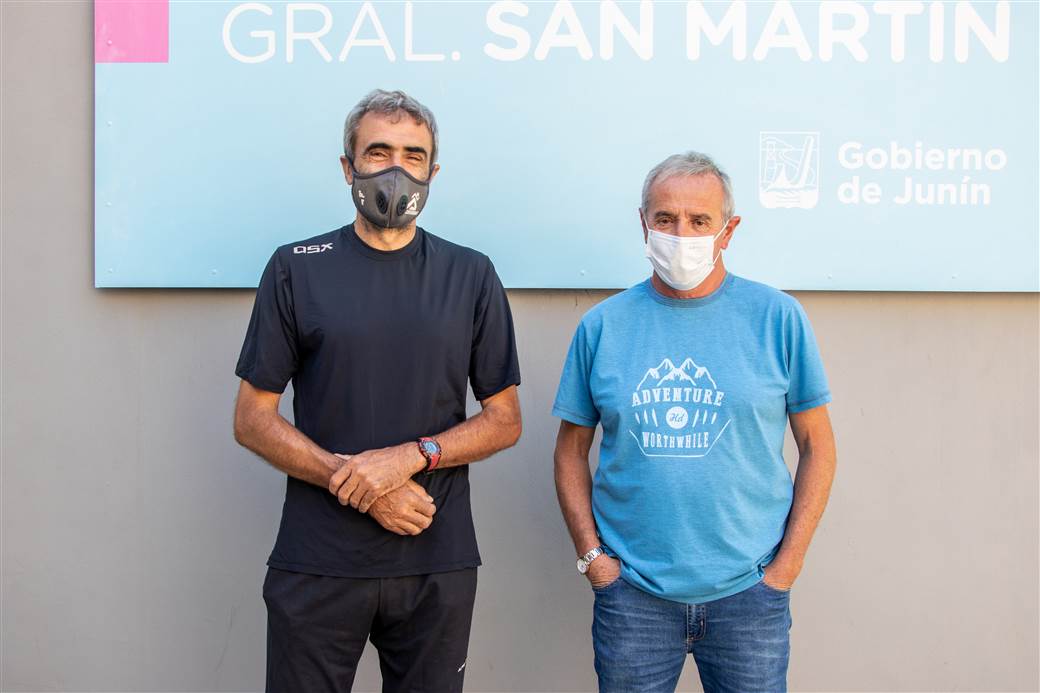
[644,220,728,291]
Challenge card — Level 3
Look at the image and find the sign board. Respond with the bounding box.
[95,1,1039,290]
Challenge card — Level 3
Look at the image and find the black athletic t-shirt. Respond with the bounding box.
[235,224,521,578]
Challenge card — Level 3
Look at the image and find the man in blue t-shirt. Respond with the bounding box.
[553,151,837,692]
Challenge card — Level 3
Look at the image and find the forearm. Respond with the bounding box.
[235,408,341,488]
[327,386,520,513]
[430,396,521,470]
[554,451,600,555]
[773,446,836,570]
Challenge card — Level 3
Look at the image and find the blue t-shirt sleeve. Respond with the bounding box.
[552,320,600,427]
[784,301,832,413]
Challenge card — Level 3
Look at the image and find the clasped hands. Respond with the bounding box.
[327,443,436,536]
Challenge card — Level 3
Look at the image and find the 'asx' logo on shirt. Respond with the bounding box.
[293,243,333,254]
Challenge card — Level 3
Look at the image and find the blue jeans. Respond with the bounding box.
[592,576,791,693]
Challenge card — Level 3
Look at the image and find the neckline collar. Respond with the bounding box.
[342,223,424,262]
[643,272,734,308]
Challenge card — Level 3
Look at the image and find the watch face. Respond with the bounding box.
[421,440,439,455]
[577,558,588,574]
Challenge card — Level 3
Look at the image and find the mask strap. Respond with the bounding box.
[641,211,656,241]
[714,217,730,240]
[710,217,730,264]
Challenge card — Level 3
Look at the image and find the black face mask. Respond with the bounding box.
[348,160,431,229]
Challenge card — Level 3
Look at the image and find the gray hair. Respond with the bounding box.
[342,89,439,164]
[641,151,735,220]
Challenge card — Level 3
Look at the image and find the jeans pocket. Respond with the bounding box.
[759,578,792,595]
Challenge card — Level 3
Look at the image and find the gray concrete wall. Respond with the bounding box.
[2,3,1037,691]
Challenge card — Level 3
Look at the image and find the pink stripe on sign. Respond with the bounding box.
[95,0,169,63]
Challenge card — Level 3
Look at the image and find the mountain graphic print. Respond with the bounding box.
[629,356,731,458]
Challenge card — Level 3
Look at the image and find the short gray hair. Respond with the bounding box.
[342,89,439,164]
[641,151,735,220]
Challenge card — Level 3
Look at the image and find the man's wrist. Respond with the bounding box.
[414,437,443,472]
[577,538,601,556]
[767,554,803,576]
[576,545,606,574]
[405,442,428,474]
[323,451,348,485]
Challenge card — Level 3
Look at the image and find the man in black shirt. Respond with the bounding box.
[233,89,522,692]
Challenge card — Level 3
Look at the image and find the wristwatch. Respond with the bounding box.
[576,546,605,574]
[417,437,442,472]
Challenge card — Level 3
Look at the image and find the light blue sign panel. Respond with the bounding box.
[95,1,1039,290]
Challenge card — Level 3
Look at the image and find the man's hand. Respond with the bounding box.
[762,558,801,592]
[367,479,437,536]
[328,443,426,513]
[586,555,622,589]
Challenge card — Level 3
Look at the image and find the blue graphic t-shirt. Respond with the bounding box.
[552,273,831,604]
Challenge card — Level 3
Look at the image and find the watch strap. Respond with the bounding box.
[417,437,441,472]
[580,546,604,564]
[577,546,605,574]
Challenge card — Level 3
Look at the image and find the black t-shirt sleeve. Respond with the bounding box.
[235,250,299,394]
[469,257,521,401]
